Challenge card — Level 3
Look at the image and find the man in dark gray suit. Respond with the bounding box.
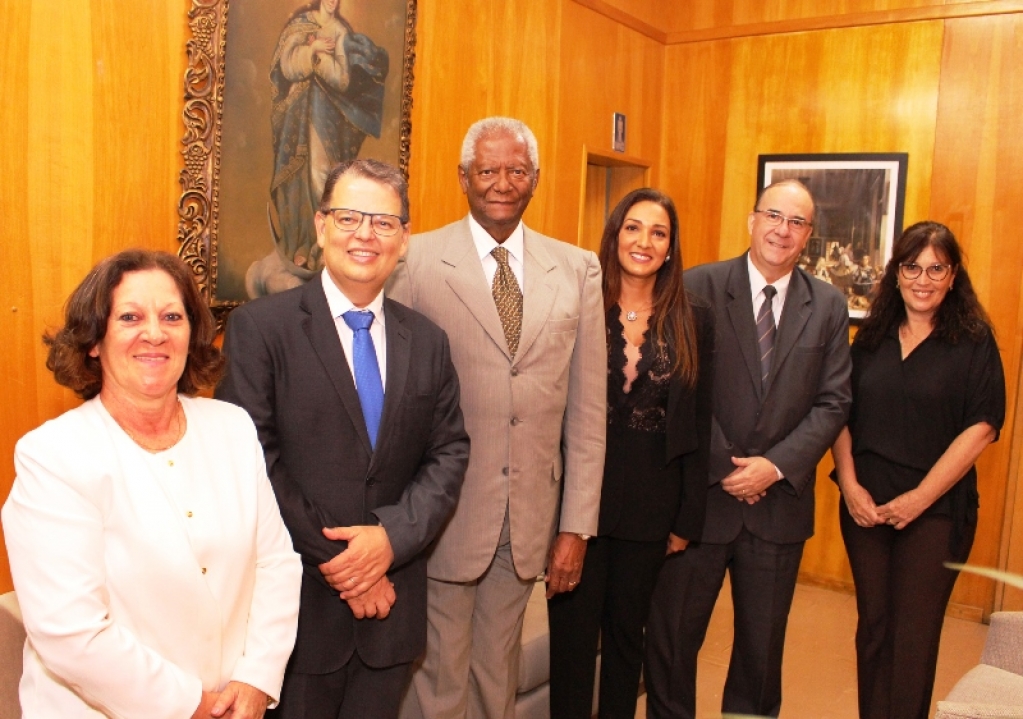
[644,179,852,719]
[216,159,470,719]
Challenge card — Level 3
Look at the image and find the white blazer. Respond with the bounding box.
[2,396,302,719]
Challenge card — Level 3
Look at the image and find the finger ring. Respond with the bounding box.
[568,581,578,586]
[348,577,357,584]
[741,489,746,496]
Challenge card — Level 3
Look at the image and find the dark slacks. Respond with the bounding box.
[268,650,412,719]
[644,527,804,719]
[840,504,973,719]
[548,536,666,719]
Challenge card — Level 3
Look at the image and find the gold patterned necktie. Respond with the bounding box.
[491,246,523,356]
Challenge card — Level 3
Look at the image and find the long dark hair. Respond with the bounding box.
[856,221,992,349]
[598,188,698,388]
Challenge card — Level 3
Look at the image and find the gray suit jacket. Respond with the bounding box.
[387,217,606,581]
[684,253,852,545]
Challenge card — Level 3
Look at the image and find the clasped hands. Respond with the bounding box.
[720,455,779,504]
[843,481,928,530]
[192,681,267,719]
[318,525,396,619]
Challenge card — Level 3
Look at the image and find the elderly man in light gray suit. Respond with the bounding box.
[389,117,605,719]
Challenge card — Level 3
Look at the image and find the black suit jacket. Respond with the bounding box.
[215,279,469,673]
[684,253,851,545]
[598,297,715,542]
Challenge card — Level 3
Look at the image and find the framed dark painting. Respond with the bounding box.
[758,153,908,321]
[178,0,416,325]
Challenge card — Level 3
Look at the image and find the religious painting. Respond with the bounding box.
[758,153,908,322]
[178,0,416,325]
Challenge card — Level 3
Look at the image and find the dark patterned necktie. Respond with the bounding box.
[757,285,777,386]
[491,246,523,356]
[342,310,384,449]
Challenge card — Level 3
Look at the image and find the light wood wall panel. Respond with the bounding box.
[929,14,1023,611]
[0,0,189,594]
[407,0,562,236]
[549,0,665,247]
[670,0,985,32]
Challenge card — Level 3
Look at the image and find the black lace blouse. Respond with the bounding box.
[607,306,672,434]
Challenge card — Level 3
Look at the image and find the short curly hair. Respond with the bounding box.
[44,249,224,399]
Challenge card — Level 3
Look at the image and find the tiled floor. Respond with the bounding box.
[634,579,989,718]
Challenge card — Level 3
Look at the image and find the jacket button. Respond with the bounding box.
[510,417,520,426]
[510,367,519,377]
[366,477,376,486]
[201,567,207,575]
[502,466,509,476]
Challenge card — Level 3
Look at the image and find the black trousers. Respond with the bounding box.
[548,536,666,719]
[644,528,804,719]
[267,650,412,719]
[840,504,974,719]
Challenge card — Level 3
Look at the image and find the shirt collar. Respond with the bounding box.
[468,214,525,266]
[321,270,386,326]
[747,253,793,302]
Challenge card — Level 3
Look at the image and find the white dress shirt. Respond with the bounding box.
[747,254,793,326]
[468,214,525,291]
[321,270,388,391]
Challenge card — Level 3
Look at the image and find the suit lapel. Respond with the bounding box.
[299,281,373,455]
[370,299,411,467]
[516,229,557,363]
[441,220,512,359]
[724,256,764,398]
[766,269,812,395]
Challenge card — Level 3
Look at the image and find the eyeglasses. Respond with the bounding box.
[754,210,812,232]
[899,262,953,281]
[323,208,406,237]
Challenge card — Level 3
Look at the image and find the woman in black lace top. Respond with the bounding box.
[548,189,714,718]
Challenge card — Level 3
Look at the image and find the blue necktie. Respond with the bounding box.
[342,310,384,449]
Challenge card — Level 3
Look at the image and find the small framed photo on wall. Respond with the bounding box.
[612,113,626,153]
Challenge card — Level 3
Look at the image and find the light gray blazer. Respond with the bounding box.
[387,217,606,581]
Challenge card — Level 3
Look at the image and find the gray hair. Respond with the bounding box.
[459,117,540,172]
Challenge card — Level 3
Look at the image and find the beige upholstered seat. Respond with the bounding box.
[936,612,1023,719]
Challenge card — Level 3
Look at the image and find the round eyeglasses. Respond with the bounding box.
[324,208,406,237]
[898,262,953,281]
[753,210,812,232]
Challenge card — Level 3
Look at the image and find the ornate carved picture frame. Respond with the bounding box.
[758,153,908,322]
[178,0,416,325]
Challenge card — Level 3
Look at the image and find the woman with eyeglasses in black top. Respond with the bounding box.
[831,221,1005,719]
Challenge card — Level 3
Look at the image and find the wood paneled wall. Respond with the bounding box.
[0,1,189,592]
[2,0,1020,618]
[660,9,1023,616]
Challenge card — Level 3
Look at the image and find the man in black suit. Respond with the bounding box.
[216,159,470,719]
[644,179,852,719]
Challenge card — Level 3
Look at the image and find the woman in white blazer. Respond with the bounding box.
[2,250,302,719]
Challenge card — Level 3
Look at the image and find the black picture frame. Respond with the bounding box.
[757,153,908,321]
